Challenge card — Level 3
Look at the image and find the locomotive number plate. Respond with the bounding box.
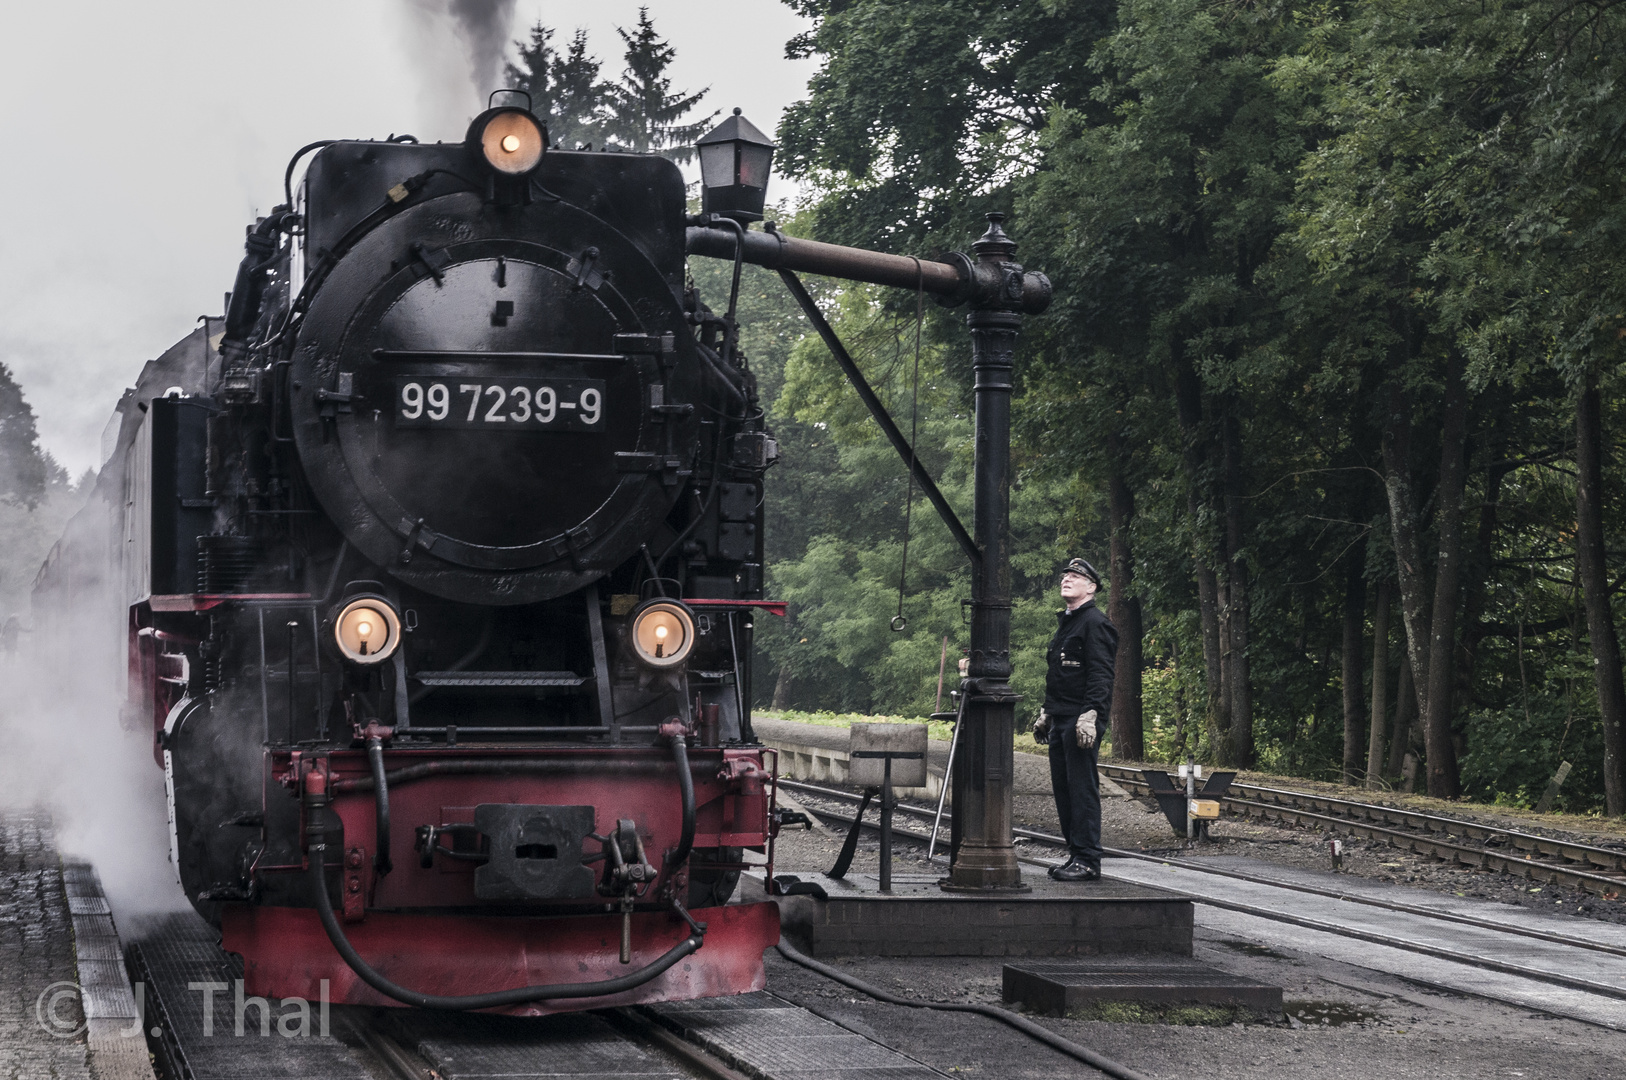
[393,377,606,431]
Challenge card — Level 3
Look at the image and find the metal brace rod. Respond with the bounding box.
[775,269,979,567]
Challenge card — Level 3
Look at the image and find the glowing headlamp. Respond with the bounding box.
[467,106,546,177]
[334,596,402,665]
[629,600,695,669]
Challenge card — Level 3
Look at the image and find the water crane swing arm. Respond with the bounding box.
[773,269,978,567]
[685,218,1050,572]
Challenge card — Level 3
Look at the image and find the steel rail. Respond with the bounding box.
[335,1013,439,1080]
[603,1007,756,1080]
[778,779,1626,961]
[1097,765,1626,895]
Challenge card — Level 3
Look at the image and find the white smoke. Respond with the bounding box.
[398,0,521,139]
[0,612,189,928]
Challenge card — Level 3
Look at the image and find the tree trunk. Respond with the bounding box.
[1455,460,1508,725]
[1170,638,1189,758]
[1222,410,1255,766]
[1576,372,1626,815]
[1366,581,1392,789]
[1423,362,1468,798]
[1381,384,1432,715]
[1342,549,1367,785]
[1176,357,1228,761]
[771,664,791,711]
[1388,650,1416,777]
[1107,440,1145,760]
[1195,551,1227,761]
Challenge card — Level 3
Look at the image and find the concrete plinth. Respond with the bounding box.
[1003,958,1283,1015]
[757,868,1192,959]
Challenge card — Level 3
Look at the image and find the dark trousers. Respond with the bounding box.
[1047,718,1102,866]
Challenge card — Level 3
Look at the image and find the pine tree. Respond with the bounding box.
[0,364,48,509]
[504,22,612,151]
[607,8,715,162]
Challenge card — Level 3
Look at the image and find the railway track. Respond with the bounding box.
[128,906,1142,1080]
[128,913,761,1080]
[1097,764,1626,897]
[777,778,1626,1019]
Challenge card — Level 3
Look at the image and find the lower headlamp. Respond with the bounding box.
[334,596,402,665]
[629,600,695,669]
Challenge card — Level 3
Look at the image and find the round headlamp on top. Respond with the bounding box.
[466,96,547,177]
[333,595,403,665]
[628,600,696,670]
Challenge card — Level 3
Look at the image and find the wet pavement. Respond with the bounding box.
[0,808,93,1080]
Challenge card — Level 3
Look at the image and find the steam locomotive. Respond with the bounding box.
[34,101,788,1011]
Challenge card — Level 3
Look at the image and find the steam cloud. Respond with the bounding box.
[449,0,521,102]
[0,622,189,928]
[402,0,520,137]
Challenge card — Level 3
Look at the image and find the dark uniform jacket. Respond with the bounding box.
[1043,599,1119,722]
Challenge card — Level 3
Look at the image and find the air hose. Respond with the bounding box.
[773,939,1157,1080]
[366,738,391,876]
[666,729,697,872]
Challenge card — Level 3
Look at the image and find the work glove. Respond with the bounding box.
[1075,709,1099,750]
[1032,710,1051,743]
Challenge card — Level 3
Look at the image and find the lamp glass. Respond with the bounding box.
[630,602,694,668]
[699,141,735,189]
[480,111,545,175]
[335,597,402,665]
[737,143,773,189]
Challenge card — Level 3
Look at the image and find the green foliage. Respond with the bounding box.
[737,0,1626,808]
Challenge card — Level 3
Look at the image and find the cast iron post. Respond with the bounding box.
[944,214,1029,892]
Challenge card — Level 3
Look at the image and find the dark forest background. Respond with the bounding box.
[707,0,1626,817]
[505,1,1626,814]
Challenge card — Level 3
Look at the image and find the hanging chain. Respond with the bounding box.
[892,261,926,632]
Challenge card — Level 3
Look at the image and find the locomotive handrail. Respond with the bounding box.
[331,755,715,792]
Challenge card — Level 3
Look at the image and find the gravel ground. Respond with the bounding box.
[765,779,1626,1079]
[777,760,1626,926]
[763,936,1626,1080]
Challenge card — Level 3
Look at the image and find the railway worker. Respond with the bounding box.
[1033,557,1118,882]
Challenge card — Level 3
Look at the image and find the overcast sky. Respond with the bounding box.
[0,1,815,476]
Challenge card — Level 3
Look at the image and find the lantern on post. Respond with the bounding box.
[697,108,775,222]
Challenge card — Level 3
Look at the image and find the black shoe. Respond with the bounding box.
[1052,859,1100,882]
[1047,862,1064,879]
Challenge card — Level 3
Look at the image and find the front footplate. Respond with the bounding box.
[221,901,781,1015]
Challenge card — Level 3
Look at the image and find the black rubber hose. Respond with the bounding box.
[668,735,696,871]
[367,738,392,876]
[773,939,1157,1080]
[306,844,703,1009]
